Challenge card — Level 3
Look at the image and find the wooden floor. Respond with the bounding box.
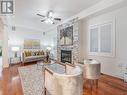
[0,64,127,95]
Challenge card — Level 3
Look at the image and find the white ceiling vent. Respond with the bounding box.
[12,26,16,31]
[43,32,46,36]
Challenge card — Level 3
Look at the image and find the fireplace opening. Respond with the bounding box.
[61,50,72,63]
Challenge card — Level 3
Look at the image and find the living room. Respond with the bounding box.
[0,0,127,95]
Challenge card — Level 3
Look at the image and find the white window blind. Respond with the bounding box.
[89,21,115,57]
[100,23,112,53]
[90,27,98,52]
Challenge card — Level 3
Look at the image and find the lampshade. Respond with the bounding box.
[11,46,20,52]
[47,47,51,51]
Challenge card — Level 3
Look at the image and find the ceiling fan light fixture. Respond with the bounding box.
[48,11,53,17]
[37,10,61,24]
[45,18,54,24]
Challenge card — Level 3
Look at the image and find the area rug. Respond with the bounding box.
[18,65,44,95]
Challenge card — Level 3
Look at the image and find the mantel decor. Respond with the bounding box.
[60,26,73,46]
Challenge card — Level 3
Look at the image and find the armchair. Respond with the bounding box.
[44,63,83,95]
[84,59,101,88]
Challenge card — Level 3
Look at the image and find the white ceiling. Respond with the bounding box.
[9,0,101,31]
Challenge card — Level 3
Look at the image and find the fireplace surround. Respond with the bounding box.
[61,50,72,63]
[57,18,80,63]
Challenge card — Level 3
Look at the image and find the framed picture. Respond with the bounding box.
[24,39,40,49]
[0,46,2,56]
[60,26,73,45]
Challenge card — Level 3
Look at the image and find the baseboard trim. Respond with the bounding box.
[101,73,123,81]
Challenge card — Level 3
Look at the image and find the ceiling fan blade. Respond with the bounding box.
[41,19,45,22]
[54,18,61,21]
[37,14,45,17]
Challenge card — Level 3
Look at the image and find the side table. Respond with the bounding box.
[10,57,21,66]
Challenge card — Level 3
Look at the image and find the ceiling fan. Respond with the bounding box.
[37,10,61,24]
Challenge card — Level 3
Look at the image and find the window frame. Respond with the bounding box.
[88,20,115,57]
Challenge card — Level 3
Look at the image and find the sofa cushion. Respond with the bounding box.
[24,51,32,57]
[24,55,44,62]
[25,55,44,59]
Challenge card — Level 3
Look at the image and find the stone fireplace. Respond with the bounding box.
[61,50,72,63]
[57,18,80,63]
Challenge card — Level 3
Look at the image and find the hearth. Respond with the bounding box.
[61,50,72,63]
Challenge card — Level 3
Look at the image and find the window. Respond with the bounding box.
[100,23,112,53]
[89,21,115,57]
[90,26,98,52]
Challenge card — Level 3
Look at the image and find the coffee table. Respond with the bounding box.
[37,60,54,70]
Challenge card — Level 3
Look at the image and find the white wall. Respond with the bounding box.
[41,28,57,59]
[3,25,9,67]
[0,18,9,68]
[8,26,58,59]
[8,27,44,57]
[82,6,127,79]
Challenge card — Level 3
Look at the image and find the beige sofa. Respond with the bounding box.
[22,50,45,63]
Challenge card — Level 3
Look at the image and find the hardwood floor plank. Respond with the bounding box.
[0,64,127,95]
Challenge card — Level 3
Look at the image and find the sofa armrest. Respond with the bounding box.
[44,67,57,94]
[44,67,53,75]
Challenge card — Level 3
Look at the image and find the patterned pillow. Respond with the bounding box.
[36,51,39,55]
[40,50,44,55]
[25,51,32,57]
[24,51,28,57]
[24,50,44,56]
[32,51,36,56]
[28,51,32,56]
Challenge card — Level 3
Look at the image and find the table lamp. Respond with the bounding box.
[46,46,52,62]
[11,46,20,57]
[47,46,51,51]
